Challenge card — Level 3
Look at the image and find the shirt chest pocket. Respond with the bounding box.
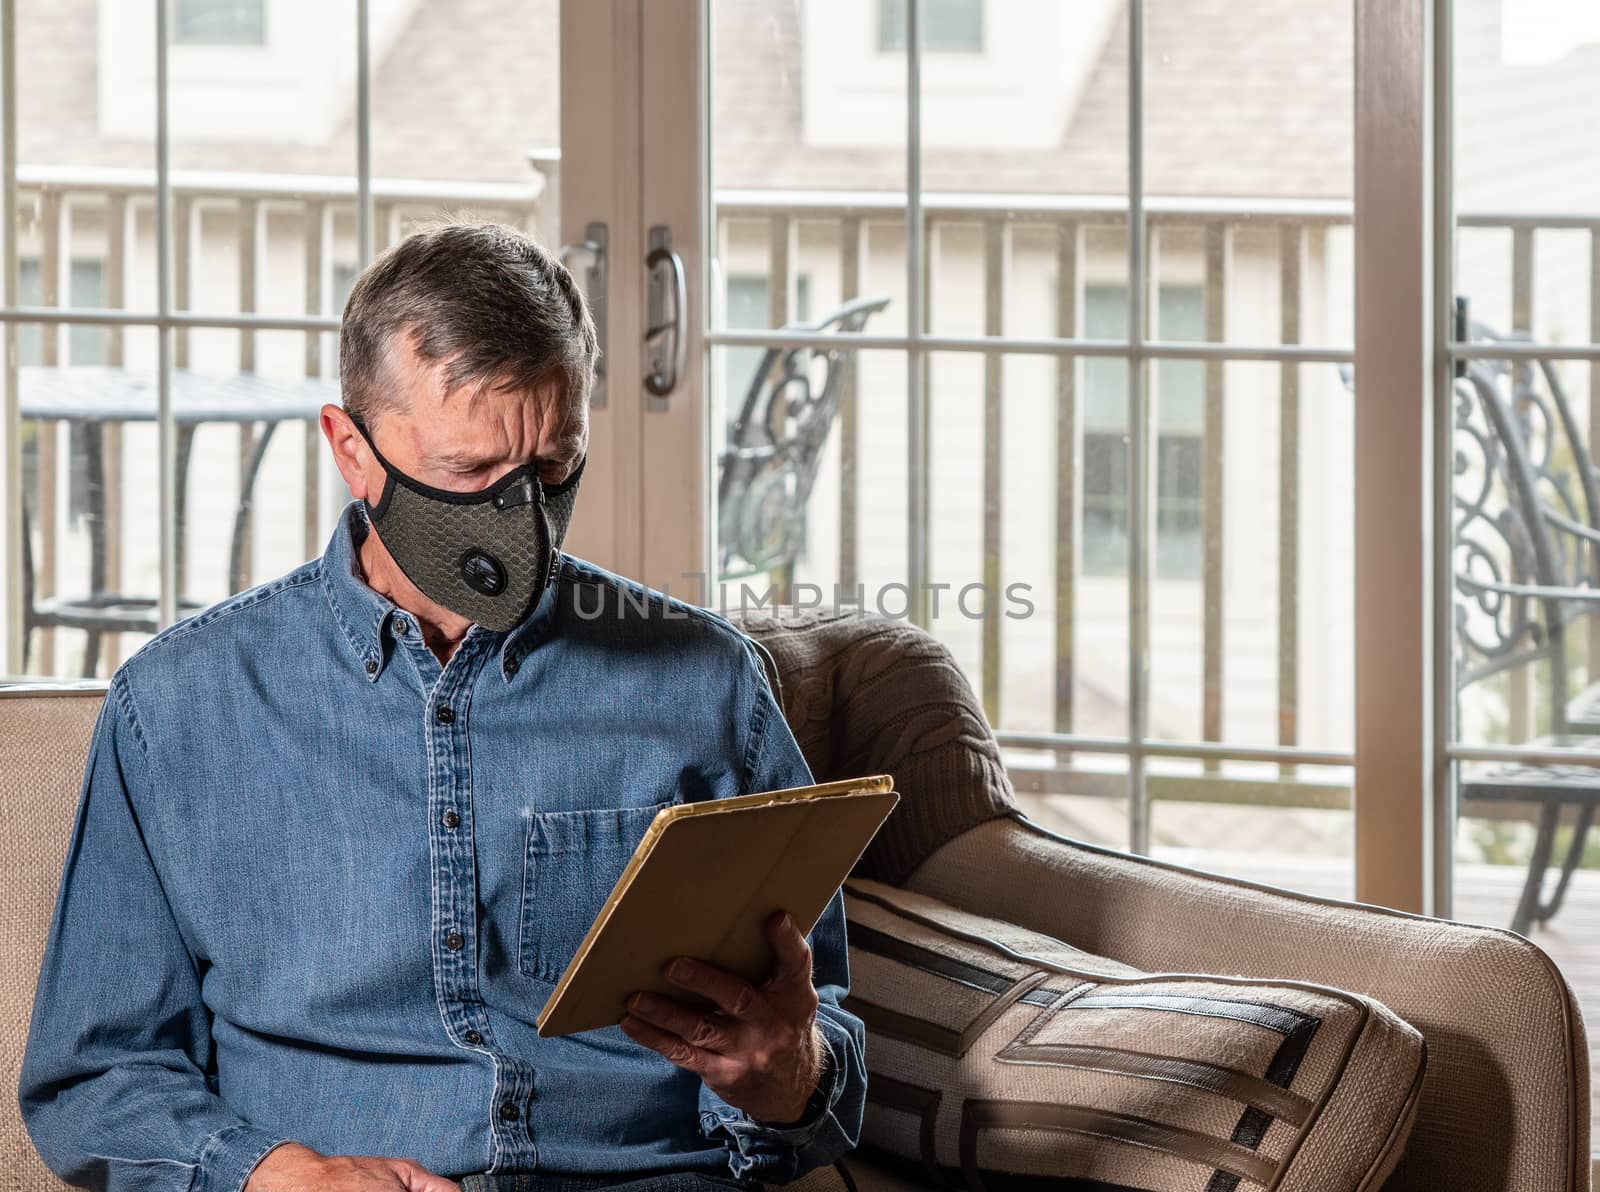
[518,801,670,985]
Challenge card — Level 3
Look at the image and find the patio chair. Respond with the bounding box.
[716,295,890,583]
[1342,317,1600,936]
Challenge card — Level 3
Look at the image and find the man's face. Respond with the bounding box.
[322,329,590,628]
[343,329,588,500]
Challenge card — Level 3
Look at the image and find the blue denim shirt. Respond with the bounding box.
[17,500,866,1191]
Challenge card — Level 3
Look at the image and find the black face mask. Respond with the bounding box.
[350,416,585,632]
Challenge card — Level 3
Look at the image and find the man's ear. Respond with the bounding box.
[322,405,374,501]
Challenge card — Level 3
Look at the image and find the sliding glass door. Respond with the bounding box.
[1446,0,1600,1155]
[698,0,1359,896]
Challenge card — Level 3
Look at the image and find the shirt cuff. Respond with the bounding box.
[699,1024,846,1180]
[193,1123,295,1192]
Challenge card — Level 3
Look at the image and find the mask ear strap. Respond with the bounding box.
[544,453,587,497]
[348,415,400,522]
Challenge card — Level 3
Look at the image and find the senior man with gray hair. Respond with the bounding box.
[18,221,866,1192]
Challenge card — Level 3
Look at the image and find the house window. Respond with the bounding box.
[333,262,360,315]
[18,259,108,367]
[174,0,267,47]
[1082,282,1206,579]
[878,0,984,54]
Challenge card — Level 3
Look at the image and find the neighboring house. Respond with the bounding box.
[15,0,1600,759]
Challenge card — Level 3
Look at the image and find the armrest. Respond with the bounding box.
[903,813,1591,1192]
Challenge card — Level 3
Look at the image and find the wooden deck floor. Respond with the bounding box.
[1151,845,1600,1149]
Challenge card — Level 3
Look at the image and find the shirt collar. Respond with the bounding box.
[320,498,563,684]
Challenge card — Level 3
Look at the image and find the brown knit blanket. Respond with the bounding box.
[727,606,1017,885]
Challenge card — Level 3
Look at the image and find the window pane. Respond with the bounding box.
[1447,342,1600,1146]
[1145,4,1353,349]
[14,327,162,680]
[1450,0,1600,1135]
[371,2,556,246]
[1007,749,1131,852]
[1454,1,1600,344]
[1145,361,1352,752]
[166,0,358,318]
[710,0,910,605]
[7,8,157,678]
[170,329,336,606]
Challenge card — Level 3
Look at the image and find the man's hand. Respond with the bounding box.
[620,910,826,1125]
[244,1141,461,1192]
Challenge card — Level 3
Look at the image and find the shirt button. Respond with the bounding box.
[505,658,519,677]
[364,659,378,676]
[436,705,455,724]
[442,809,461,829]
[464,1029,483,1045]
[499,1101,520,1121]
[393,617,410,635]
[445,931,464,951]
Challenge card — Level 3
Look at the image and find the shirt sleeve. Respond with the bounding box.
[16,671,294,1192]
[697,639,868,1182]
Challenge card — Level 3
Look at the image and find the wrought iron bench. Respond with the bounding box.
[716,294,891,583]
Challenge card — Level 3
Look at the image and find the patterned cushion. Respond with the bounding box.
[843,879,1427,1192]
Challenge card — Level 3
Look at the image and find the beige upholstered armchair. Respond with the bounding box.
[1,608,1590,1190]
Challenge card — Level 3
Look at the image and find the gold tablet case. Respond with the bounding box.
[535,774,898,1037]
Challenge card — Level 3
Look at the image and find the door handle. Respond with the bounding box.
[644,225,687,408]
[560,222,608,409]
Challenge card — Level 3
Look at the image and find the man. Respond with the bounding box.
[18,222,866,1192]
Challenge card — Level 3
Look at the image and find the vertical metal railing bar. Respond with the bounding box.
[173,198,192,372]
[768,214,791,327]
[103,194,128,673]
[981,217,1005,723]
[0,0,17,675]
[304,198,326,562]
[374,201,395,256]
[237,197,259,592]
[768,212,793,602]
[156,0,177,630]
[172,193,192,592]
[1507,224,1534,741]
[1588,227,1600,655]
[1278,222,1302,777]
[1126,0,1150,854]
[1054,221,1079,741]
[838,215,861,591]
[1430,0,1456,919]
[34,190,60,673]
[1201,221,1227,770]
[349,0,371,527]
[1590,225,1600,688]
[356,0,372,271]
[906,0,929,628]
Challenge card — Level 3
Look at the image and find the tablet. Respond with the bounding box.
[535,773,899,1036]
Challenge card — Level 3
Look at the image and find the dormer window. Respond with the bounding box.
[174,0,266,47]
[877,0,984,54]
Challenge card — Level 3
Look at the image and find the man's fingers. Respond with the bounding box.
[619,1012,713,1073]
[765,910,812,983]
[391,1159,461,1192]
[662,957,762,1021]
[624,991,734,1053]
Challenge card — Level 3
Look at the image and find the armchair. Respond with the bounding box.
[1,608,1589,1190]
